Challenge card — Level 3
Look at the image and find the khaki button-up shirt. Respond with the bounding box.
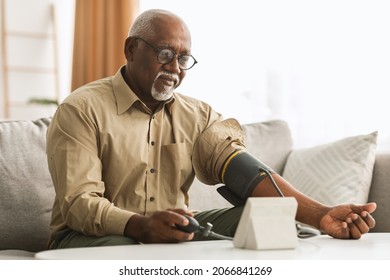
[46,67,245,243]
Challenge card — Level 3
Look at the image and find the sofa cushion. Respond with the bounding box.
[189,120,293,210]
[0,118,54,252]
[282,131,377,206]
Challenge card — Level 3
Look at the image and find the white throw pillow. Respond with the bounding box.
[282,132,378,206]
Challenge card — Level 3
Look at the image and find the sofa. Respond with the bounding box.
[1,117,389,259]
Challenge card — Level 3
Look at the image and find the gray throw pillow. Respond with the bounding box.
[0,118,54,252]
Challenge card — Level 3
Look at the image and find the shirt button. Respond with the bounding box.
[151,141,155,146]
[150,168,156,173]
[150,197,155,202]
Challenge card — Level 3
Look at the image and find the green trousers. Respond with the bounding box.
[52,207,243,249]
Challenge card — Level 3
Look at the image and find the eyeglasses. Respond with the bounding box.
[133,36,197,70]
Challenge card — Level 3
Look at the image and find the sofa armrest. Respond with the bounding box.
[368,152,390,232]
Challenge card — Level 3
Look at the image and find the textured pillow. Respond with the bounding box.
[282,132,377,206]
[0,118,55,252]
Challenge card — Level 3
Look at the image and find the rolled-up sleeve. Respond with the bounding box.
[46,103,134,237]
[192,118,246,185]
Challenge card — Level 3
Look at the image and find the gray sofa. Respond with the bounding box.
[1,118,389,259]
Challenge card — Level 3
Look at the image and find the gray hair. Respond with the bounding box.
[128,9,189,38]
[128,10,156,37]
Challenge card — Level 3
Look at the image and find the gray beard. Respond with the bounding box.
[151,84,174,101]
[151,71,179,101]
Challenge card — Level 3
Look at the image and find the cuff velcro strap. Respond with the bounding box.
[221,151,273,201]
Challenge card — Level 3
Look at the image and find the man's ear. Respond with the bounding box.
[124,37,137,61]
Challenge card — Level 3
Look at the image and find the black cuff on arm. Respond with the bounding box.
[217,151,274,206]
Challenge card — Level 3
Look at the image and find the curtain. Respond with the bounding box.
[71,0,139,91]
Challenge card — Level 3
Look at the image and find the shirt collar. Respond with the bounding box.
[113,66,176,115]
[112,67,139,115]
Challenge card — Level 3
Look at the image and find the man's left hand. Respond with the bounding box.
[319,202,377,239]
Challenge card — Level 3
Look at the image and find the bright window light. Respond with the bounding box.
[140,0,390,150]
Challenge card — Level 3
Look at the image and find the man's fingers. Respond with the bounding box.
[361,211,376,228]
[346,216,362,239]
[346,211,377,239]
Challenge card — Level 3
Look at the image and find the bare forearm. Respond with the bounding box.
[251,173,330,229]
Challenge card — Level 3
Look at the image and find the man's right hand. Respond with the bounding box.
[124,209,195,243]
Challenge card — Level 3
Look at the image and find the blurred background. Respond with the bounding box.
[1,0,389,150]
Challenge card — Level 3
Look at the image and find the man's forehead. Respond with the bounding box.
[149,19,191,47]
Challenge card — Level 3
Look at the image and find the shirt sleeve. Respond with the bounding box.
[192,118,246,185]
[46,103,134,237]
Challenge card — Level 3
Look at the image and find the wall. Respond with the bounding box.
[140,0,390,150]
[3,0,388,150]
[0,0,75,120]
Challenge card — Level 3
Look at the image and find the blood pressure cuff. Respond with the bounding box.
[217,151,274,206]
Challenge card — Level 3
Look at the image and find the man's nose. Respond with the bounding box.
[163,57,181,74]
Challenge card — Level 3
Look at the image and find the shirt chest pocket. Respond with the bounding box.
[161,143,193,193]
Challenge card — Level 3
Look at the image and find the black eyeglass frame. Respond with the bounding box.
[132,36,198,70]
